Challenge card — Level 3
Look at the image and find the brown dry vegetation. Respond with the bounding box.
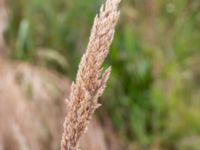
[61,0,120,149]
[0,0,111,150]
[0,0,122,149]
[0,58,119,150]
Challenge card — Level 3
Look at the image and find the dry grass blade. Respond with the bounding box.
[61,0,121,150]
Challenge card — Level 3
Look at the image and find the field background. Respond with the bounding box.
[1,0,200,149]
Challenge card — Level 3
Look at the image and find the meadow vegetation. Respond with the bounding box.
[5,0,200,149]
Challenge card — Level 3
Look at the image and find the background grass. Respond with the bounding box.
[5,0,200,149]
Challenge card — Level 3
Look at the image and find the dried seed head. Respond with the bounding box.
[61,0,121,150]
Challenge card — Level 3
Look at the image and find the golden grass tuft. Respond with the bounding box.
[61,0,121,149]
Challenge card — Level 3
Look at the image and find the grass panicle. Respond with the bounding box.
[61,0,121,150]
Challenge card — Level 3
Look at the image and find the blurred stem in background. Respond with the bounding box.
[5,0,200,149]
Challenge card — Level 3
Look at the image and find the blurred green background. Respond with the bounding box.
[5,0,200,149]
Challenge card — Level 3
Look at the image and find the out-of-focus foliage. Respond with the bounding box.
[6,0,102,74]
[5,0,200,149]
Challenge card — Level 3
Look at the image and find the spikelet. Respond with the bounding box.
[61,0,121,149]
